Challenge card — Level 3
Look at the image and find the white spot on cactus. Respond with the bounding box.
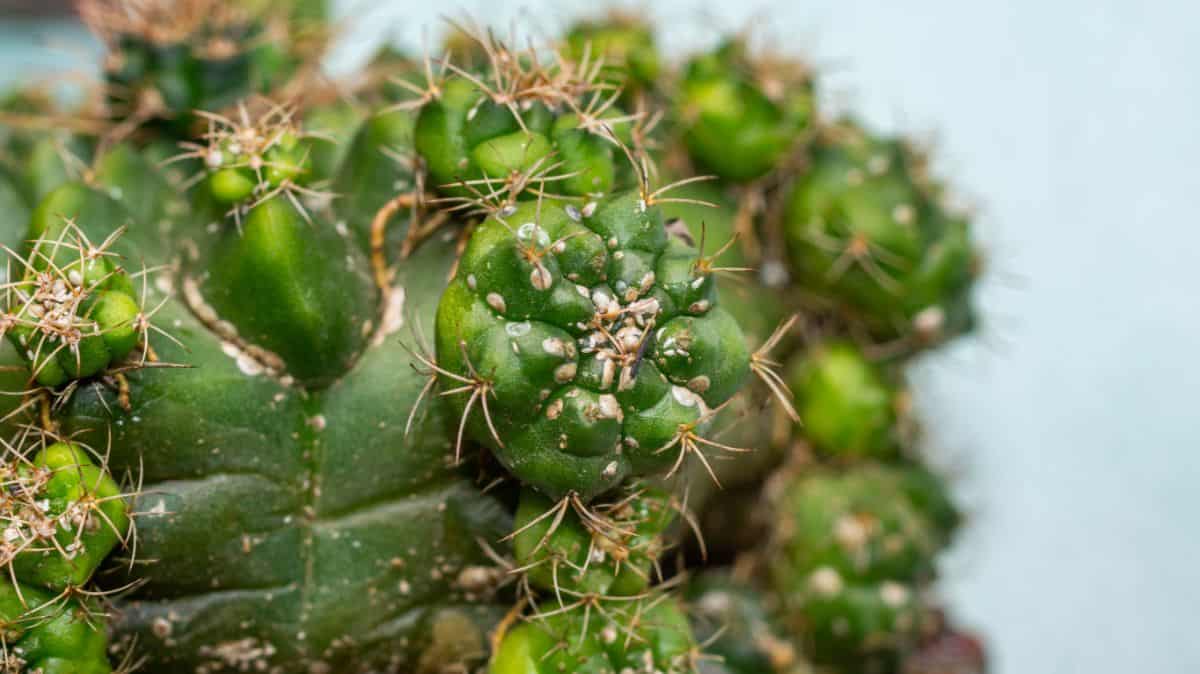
[597,394,622,421]
[517,222,550,247]
[554,362,577,383]
[506,321,532,338]
[373,287,407,346]
[687,376,710,393]
[880,581,910,608]
[671,385,701,408]
[834,515,870,550]
[566,204,582,222]
[466,274,477,290]
[602,461,619,478]
[307,415,327,432]
[689,299,711,313]
[542,337,565,357]
[486,292,506,313]
[761,260,789,287]
[913,306,945,339]
[867,154,890,175]
[581,202,597,218]
[808,566,843,597]
[530,265,553,290]
[151,617,173,639]
[892,203,916,225]
[545,398,564,420]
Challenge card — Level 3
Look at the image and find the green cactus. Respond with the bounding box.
[677,40,815,183]
[787,341,906,461]
[0,583,111,674]
[0,435,131,674]
[687,572,805,674]
[769,465,952,669]
[4,219,144,389]
[411,28,643,201]
[80,0,326,137]
[491,592,698,674]
[0,9,991,673]
[783,121,979,348]
[564,15,661,96]
[512,483,676,598]
[433,189,752,500]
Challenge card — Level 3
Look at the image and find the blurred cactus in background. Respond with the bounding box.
[0,3,986,673]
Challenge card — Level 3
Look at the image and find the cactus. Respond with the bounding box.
[410,27,644,202]
[783,121,979,349]
[79,0,328,137]
[677,40,815,183]
[0,435,131,673]
[787,341,907,462]
[563,14,661,97]
[0,6,993,673]
[432,190,753,500]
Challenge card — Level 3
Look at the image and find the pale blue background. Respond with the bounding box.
[3,3,1198,672]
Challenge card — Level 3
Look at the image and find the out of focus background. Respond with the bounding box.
[1,2,1196,672]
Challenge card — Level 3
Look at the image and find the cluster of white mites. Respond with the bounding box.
[0,223,121,379]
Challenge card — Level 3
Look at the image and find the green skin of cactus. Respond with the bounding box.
[770,466,948,667]
[0,108,514,672]
[512,485,674,597]
[11,442,131,591]
[4,186,143,388]
[434,191,751,501]
[787,341,901,461]
[414,76,635,199]
[491,594,696,674]
[784,122,977,346]
[0,581,111,674]
[564,20,660,93]
[679,42,814,183]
